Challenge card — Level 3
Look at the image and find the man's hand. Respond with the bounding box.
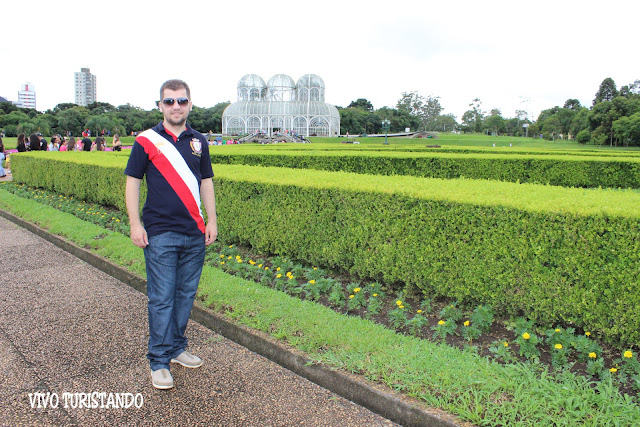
[205,221,218,246]
[125,176,147,248]
[130,223,149,248]
[200,178,218,246]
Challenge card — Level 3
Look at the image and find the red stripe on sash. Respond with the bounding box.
[136,135,205,233]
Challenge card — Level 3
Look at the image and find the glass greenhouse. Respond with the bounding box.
[222,73,340,137]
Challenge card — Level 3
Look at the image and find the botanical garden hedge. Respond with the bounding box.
[210,149,640,189]
[10,152,640,345]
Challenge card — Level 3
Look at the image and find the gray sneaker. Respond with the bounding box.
[150,368,174,389]
[170,351,203,368]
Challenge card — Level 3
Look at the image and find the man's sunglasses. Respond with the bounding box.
[161,97,189,106]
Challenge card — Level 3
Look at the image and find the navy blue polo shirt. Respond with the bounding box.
[124,122,214,237]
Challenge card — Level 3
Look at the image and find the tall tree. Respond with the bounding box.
[593,77,618,105]
[396,91,443,131]
[612,112,640,147]
[429,114,459,132]
[87,102,116,114]
[56,107,89,136]
[50,103,78,114]
[619,79,640,97]
[347,98,374,112]
[483,109,505,135]
[563,99,582,110]
[569,108,590,137]
[338,107,372,135]
[461,98,484,133]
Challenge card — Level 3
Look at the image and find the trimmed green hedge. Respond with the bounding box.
[11,153,640,345]
[210,149,640,188]
[223,141,640,157]
[209,165,640,346]
[9,152,141,211]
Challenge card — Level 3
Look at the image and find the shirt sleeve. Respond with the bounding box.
[124,140,148,179]
[200,137,214,179]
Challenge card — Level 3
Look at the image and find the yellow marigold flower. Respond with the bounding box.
[589,352,597,359]
[371,284,375,287]
[504,342,509,347]
[227,256,232,260]
[249,260,256,265]
[228,245,233,248]
[349,295,355,299]
[309,280,316,284]
[399,305,404,309]
[438,320,445,326]
[610,368,617,373]
[220,254,225,258]
[555,328,561,333]
[288,276,294,280]
[276,267,281,271]
[522,332,530,340]
[417,310,422,314]
[265,267,269,270]
[396,300,402,306]
[463,321,470,327]
[237,259,242,263]
[353,288,361,293]
[624,350,633,359]
[313,267,317,270]
[236,255,241,259]
[276,274,282,278]
[258,264,263,268]
[585,332,591,336]
[555,344,563,350]
[220,261,225,265]
[372,293,378,297]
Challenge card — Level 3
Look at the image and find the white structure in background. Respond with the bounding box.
[222,73,340,137]
[17,83,36,109]
[74,68,97,106]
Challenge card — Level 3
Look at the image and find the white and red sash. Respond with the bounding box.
[136,129,205,233]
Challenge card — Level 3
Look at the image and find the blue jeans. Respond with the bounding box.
[144,231,205,371]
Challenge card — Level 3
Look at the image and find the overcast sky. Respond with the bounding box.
[2,0,638,122]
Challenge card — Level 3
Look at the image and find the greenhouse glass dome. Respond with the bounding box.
[222,73,340,137]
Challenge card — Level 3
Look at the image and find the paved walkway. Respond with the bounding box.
[0,216,397,426]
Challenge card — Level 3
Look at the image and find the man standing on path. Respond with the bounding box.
[124,79,218,390]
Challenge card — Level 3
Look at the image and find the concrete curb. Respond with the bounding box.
[0,208,462,427]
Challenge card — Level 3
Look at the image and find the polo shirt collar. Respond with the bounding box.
[155,121,195,142]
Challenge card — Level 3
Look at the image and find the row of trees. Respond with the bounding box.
[0,101,229,139]
[532,78,640,147]
[340,78,640,146]
[1,78,639,146]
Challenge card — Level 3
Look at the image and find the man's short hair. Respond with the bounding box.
[160,79,191,101]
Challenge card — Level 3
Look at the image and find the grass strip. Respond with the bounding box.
[1,186,639,426]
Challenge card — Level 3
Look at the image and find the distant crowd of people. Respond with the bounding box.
[15,132,122,153]
[0,136,6,177]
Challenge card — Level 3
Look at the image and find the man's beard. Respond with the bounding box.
[165,116,187,128]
